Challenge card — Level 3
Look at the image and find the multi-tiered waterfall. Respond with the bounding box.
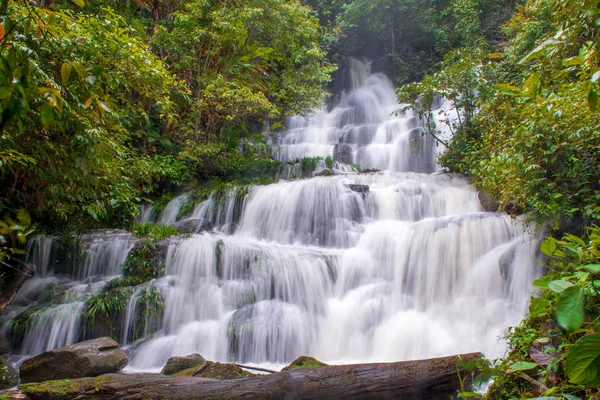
[2,58,540,371]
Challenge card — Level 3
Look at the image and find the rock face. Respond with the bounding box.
[333,143,354,164]
[174,361,255,380]
[0,357,18,390]
[0,336,10,355]
[282,356,328,371]
[19,337,128,383]
[344,184,369,194]
[173,218,213,234]
[161,354,207,375]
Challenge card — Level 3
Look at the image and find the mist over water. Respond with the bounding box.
[5,58,540,372]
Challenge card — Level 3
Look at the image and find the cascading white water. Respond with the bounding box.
[2,232,136,356]
[8,58,540,374]
[127,171,539,370]
[271,58,437,173]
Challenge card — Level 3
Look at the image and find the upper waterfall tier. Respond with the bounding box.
[270,58,437,173]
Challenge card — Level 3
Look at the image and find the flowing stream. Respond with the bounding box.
[3,58,540,371]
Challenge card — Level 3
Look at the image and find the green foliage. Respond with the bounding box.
[0,209,34,262]
[132,223,179,241]
[152,0,333,140]
[300,157,320,175]
[0,3,182,226]
[325,155,334,169]
[83,287,130,323]
[123,242,164,283]
[487,228,600,399]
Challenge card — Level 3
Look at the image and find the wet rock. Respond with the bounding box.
[173,218,213,234]
[282,356,328,371]
[174,361,255,380]
[314,169,334,177]
[359,168,381,174]
[333,143,354,164]
[478,190,499,212]
[20,337,128,383]
[0,357,18,390]
[161,354,206,376]
[0,336,10,355]
[344,184,369,194]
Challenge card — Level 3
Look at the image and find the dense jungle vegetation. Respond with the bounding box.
[1,0,600,398]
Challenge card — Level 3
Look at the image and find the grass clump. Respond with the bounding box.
[132,223,180,240]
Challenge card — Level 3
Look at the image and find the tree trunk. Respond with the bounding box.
[12,353,482,400]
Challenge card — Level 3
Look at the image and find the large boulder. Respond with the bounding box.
[20,337,128,383]
[161,354,206,375]
[0,357,18,390]
[173,218,213,234]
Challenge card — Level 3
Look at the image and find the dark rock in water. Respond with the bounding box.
[175,361,255,380]
[499,245,517,281]
[0,336,10,355]
[282,356,328,371]
[478,191,499,212]
[0,357,18,390]
[333,143,354,164]
[173,218,213,234]
[359,168,381,174]
[19,337,128,383]
[344,184,369,194]
[161,354,206,376]
[338,125,378,146]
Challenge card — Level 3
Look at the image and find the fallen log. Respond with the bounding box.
[11,352,482,400]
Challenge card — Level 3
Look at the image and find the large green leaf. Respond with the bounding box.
[529,297,550,317]
[566,333,600,385]
[584,264,600,274]
[509,361,538,371]
[548,280,574,293]
[557,286,585,333]
[540,237,557,256]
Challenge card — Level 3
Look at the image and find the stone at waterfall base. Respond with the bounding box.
[0,358,18,390]
[174,361,255,379]
[161,353,206,375]
[19,337,128,383]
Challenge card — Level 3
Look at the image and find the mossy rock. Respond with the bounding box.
[19,337,127,383]
[161,354,206,375]
[359,168,381,174]
[0,358,18,390]
[174,361,254,380]
[282,356,328,371]
[314,169,334,177]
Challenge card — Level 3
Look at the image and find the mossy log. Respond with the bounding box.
[8,353,481,399]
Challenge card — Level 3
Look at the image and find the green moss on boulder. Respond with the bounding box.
[282,356,328,371]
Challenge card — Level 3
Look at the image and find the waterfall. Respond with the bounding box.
[7,58,541,373]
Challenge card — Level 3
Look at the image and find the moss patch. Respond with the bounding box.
[282,356,328,371]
